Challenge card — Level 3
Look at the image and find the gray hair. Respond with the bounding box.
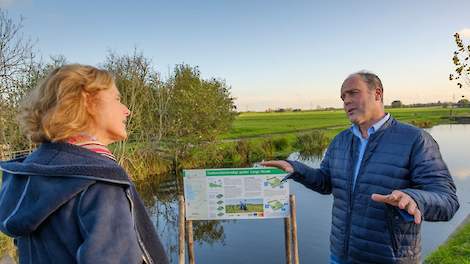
[350,71,384,102]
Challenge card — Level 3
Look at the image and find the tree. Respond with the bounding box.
[163,64,237,164]
[449,33,470,91]
[102,50,162,144]
[457,98,469,107]
[0,10,35,94]
[0,9,37,154]
[102,53,237,172]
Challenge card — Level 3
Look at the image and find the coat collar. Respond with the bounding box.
[0,142,130,185]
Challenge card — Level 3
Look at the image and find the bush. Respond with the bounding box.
[293,130,330,160]
[272,137,289,151]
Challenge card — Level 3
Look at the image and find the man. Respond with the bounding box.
[262,72,459,263]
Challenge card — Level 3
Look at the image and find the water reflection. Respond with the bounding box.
[452,168,470,180]
[134,173,228,263]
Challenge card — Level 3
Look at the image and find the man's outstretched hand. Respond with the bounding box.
[260,160,294,173]
[371,190,422,224]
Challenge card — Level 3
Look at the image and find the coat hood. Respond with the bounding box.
[0,142,130,237]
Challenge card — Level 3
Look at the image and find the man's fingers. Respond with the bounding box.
[371,193,385,202]
[260,160,294,173]
[407,202,417,215]
[371,193,392,203]
[398,197,411,210]
[414,209,422,224]
[373,191,422,224]
[372,193,401,207]
[390,190,404,201]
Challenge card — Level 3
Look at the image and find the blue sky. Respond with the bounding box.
[2,0,470,110]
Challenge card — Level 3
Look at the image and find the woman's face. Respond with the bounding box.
[88,83,130,145]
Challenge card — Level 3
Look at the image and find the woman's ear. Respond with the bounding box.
[83,91,96,116]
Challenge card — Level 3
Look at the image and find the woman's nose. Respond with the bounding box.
[124,106,131,116]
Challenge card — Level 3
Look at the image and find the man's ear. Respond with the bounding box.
[375,87,383,102]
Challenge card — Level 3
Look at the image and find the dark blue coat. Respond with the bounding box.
[0,143,169,264]
[287,117,459,263]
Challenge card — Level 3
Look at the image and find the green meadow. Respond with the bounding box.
[222,107,470,139]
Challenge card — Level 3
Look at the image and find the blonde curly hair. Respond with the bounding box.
[18,64,114,143]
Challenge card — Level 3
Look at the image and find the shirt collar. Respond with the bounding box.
[351,113,390,139]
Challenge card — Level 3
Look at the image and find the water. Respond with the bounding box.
[147,124,470,263]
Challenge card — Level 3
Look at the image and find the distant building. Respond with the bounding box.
[391,100,403,108]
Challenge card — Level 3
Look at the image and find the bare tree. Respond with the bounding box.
[0,9,36,156]
[0,9,35,97]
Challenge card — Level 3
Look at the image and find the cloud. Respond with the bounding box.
[458,28,470,39]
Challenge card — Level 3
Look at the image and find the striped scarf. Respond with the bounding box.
[66,134,117,162]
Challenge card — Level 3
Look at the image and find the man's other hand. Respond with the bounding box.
[371,190,422,224]
[260,160,294,173]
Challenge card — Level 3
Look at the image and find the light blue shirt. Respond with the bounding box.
[350,113,390,190]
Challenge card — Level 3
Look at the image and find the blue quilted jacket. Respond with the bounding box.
[287,116,459,263]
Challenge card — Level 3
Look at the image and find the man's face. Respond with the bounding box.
[340,75,380,125]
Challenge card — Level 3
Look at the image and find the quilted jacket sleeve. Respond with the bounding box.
[401,130,459,222]
[286,142,333,195]
[76,183,142,264]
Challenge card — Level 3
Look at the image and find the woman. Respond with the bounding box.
[0,64,169,264]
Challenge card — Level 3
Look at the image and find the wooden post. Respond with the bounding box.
[178,195,186,264]
[186,220,195,264]
[290,195,299,264]
[284,216,293,264]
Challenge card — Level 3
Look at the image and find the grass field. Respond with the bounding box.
[424,215,470,264]
[222,107,470,139]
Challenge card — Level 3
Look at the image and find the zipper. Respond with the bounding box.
[344,153,366,257]
[344,131,385,258]
[343,136,355,258]
[343,173,352,258]
[387,209,399,255]
[126,188,153,264]
[343,134,374,257]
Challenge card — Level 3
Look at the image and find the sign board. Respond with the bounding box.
[183,168,290,220]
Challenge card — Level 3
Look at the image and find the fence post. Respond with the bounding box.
[290,195,299,264]
[178,195,186,264]
[284,216,293,264]
[186,220,195,264]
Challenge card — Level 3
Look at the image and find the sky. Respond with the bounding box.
[1,0,470,111]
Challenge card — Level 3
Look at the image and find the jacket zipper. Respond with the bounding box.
[126,189,153,264]
[343,137,355,258]
[344,135,372,258]
[345,155,366,257]
[344,132,384,259]
[387,213,399,255]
